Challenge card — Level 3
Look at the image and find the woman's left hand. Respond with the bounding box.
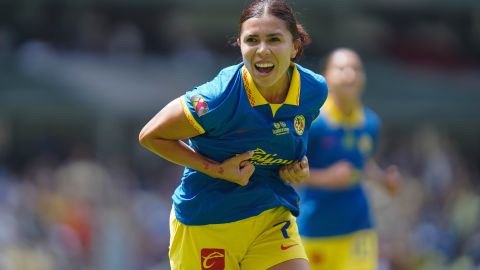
[383,165,402,195]
[279,156,309,184]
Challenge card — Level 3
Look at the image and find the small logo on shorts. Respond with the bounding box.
[280,243,299,250]
[201,248,225,270]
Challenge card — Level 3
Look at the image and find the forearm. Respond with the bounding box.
[138,97,255,185]
[141,137,221,178]
[305,161,359,188]
[138,97,222,178]
[306,168,355,188]
[306,169,336,187]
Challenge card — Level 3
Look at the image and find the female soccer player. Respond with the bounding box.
[139,0,328,269]
[296,48,401,270]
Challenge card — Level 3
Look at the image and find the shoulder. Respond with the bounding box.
[196,63,242,97]
[362,106,382,134]
[295,64,328,120]
[363,106,381,125]
[296,64,327,89]
[182,64,244,133]
[296,64,328,101]
[216,63,243,84]
[311,110,329,127]
[185,63,242,106]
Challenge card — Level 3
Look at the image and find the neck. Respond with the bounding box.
[332,95,357,115]
[258,72,290,104]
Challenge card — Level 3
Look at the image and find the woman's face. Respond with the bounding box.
[238,14,299,91]
[325,50,366,102]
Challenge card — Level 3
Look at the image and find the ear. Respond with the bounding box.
[291,39,301,59]
[236,38,241,47]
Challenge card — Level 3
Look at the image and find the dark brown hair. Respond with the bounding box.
[238,0,311,61]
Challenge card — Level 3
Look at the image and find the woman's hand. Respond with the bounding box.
[327,161,359,188]
[279,156,310,184]
[214,151,256,186]
[383,165,402,195]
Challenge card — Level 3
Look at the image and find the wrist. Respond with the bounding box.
[201,159,222,179]
[211,163,223,179]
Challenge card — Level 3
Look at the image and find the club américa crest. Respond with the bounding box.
[294,115,305,135]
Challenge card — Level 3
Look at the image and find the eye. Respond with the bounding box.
[245,37,258,43]
[269,37,281,42]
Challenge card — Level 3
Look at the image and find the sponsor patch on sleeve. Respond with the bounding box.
[191,94,209,116]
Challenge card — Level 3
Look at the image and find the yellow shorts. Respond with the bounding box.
[169,207,308,270]
[302,230,377,270]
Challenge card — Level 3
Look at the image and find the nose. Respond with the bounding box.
[343,67,357,83]
[257,41,271,56]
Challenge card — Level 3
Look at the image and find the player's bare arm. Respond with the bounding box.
[139,97,254,185]
[305,160,359,188]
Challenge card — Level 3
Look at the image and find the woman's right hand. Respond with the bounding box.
[307,160,358,189]
[214,151,255,186]
[328,160,359,188]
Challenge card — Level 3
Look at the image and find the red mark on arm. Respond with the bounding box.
[202,162,210,170]
[217,166,224,175]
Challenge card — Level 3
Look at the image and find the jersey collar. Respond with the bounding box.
[322,97,364,127]
[242,63,301,108]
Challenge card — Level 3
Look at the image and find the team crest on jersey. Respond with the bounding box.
[201,248,225,270]
[293,115,305,135]
[342,131,356,149]
[272,121,289,135]
[190,95,209,116]
[358,134,373,156]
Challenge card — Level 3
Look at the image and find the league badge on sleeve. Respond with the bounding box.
[294,115,305,135]
[191,95,209,116]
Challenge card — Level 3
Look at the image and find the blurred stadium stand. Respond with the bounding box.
[1,1,479,269]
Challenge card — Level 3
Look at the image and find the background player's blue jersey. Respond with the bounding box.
[175,63,328,225]
[297,99,381,237]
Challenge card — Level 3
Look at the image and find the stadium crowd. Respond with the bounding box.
[1,1,479,269]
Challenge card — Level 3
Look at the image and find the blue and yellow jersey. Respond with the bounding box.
[175,62,328,225]
[297,98,381,237]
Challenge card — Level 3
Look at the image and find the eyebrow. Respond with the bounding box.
[244,33,284,38]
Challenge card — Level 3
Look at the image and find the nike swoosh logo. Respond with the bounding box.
[280,243,299,250]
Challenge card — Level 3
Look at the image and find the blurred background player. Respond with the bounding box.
[138,0,328,269]
[296,48,401,270]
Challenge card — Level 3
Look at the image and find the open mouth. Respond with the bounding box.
[255,63,274,74]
